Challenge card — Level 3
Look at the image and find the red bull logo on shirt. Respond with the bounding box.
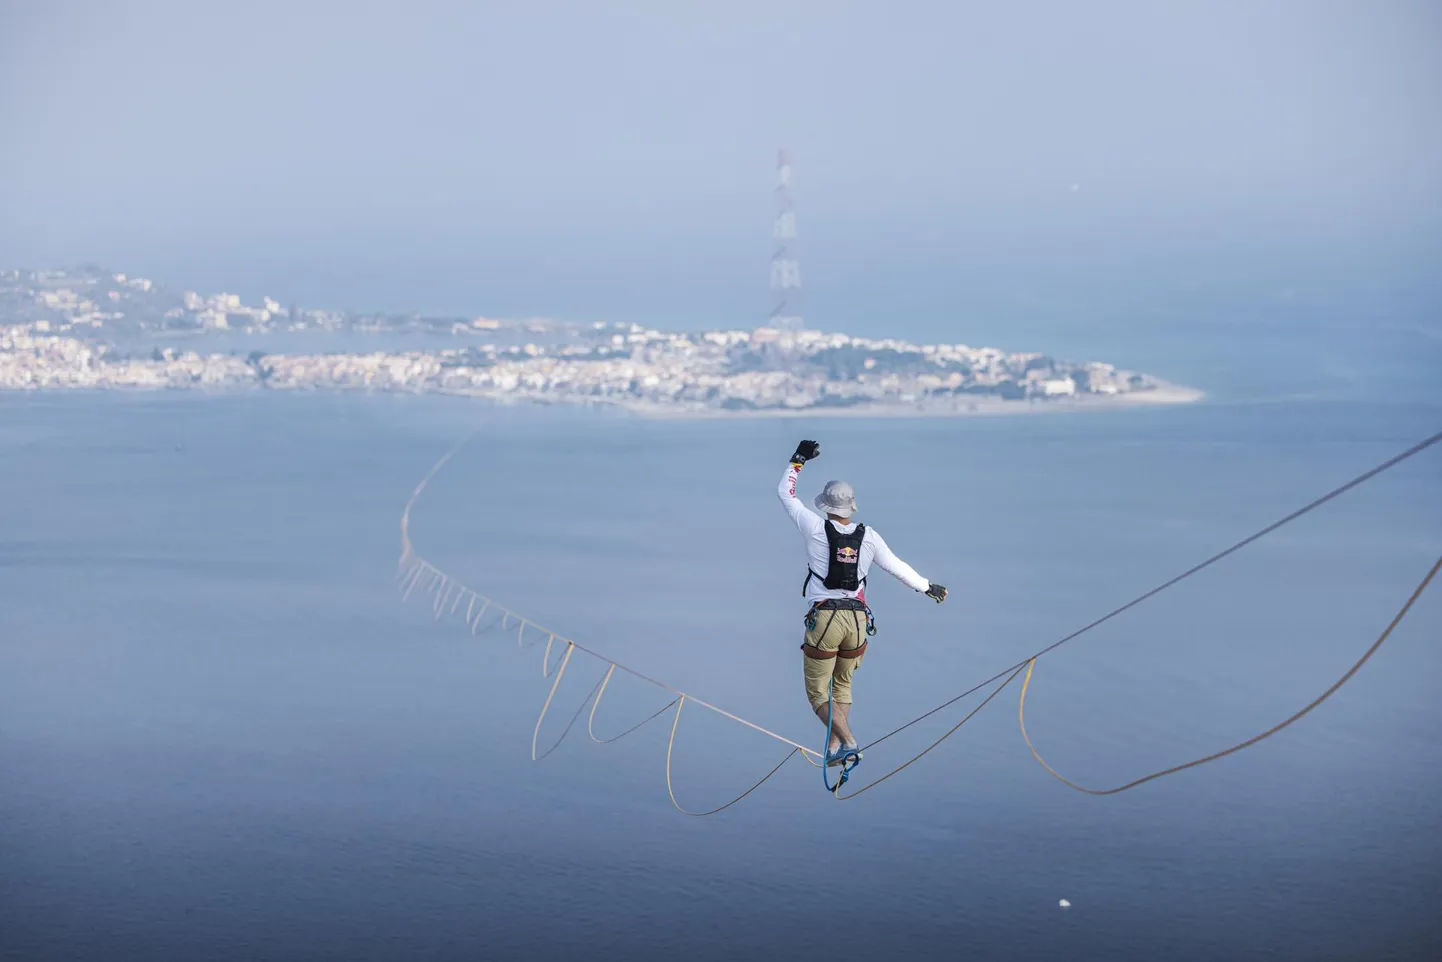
[835,545,859,564]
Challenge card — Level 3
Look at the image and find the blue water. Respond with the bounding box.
[2,387,1439,961]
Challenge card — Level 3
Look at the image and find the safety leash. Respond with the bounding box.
[822,677,862,794]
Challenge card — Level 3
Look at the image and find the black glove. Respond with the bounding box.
[925,583,948,604]
[791,440,820,465]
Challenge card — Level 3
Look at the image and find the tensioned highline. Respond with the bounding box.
[396,429,1441,815]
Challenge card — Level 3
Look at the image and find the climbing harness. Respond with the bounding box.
[801,602,872,672]
[398,427,1442,815]
[803,597,876,638]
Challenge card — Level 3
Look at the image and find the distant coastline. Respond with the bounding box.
[618,382,1205,419]
[1,266,1203,418]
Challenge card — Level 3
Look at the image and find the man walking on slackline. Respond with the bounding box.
[779,439,948,767]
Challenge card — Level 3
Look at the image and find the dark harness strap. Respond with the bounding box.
[813,598,868,611]
[802,571,869,595]
[800,640,868,660]
[802,570,869,596]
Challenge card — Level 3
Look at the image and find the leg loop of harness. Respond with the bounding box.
[801,640,867,659]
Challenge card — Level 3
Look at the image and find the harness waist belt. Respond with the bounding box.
[812,598,869,611]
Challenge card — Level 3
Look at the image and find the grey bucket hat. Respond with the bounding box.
[814,480,857,518]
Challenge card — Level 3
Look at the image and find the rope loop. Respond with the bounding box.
[1017,553,1442,795]
[400,428,1441,813]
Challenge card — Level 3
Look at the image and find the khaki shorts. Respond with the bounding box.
[802,607,869,710]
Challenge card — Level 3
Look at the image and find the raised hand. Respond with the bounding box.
[925,583,948,604]
[791,440,821,465]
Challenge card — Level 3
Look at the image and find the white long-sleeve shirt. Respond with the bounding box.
[778,462,931,606]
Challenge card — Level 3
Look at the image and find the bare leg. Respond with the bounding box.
[812,700,855,752]
[833,702,856,748]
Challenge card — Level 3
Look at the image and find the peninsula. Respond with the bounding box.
[0,267,1201,416]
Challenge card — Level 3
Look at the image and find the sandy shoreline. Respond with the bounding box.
[614,382,1205,420]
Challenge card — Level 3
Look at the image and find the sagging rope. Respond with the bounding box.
[399,432,823,817]
[1017,553,1442,795]
[588,665,679,745]
[828,429,1442,800]
[399,547,825,815]
[855,428,1442,757]
[399,427,1440,813]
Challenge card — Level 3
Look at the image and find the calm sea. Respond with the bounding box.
[2,377,1439,959]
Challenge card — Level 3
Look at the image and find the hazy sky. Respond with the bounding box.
[1,1,1439,334]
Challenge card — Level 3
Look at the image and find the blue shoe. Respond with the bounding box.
[826,745,863,767]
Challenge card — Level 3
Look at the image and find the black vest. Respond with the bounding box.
[803,521,867,595]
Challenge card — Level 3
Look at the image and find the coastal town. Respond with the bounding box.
[0,267,1199,415]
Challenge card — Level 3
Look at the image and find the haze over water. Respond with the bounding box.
[4,2,1442,959]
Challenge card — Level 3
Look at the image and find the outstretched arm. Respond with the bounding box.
[871,530,947,602]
